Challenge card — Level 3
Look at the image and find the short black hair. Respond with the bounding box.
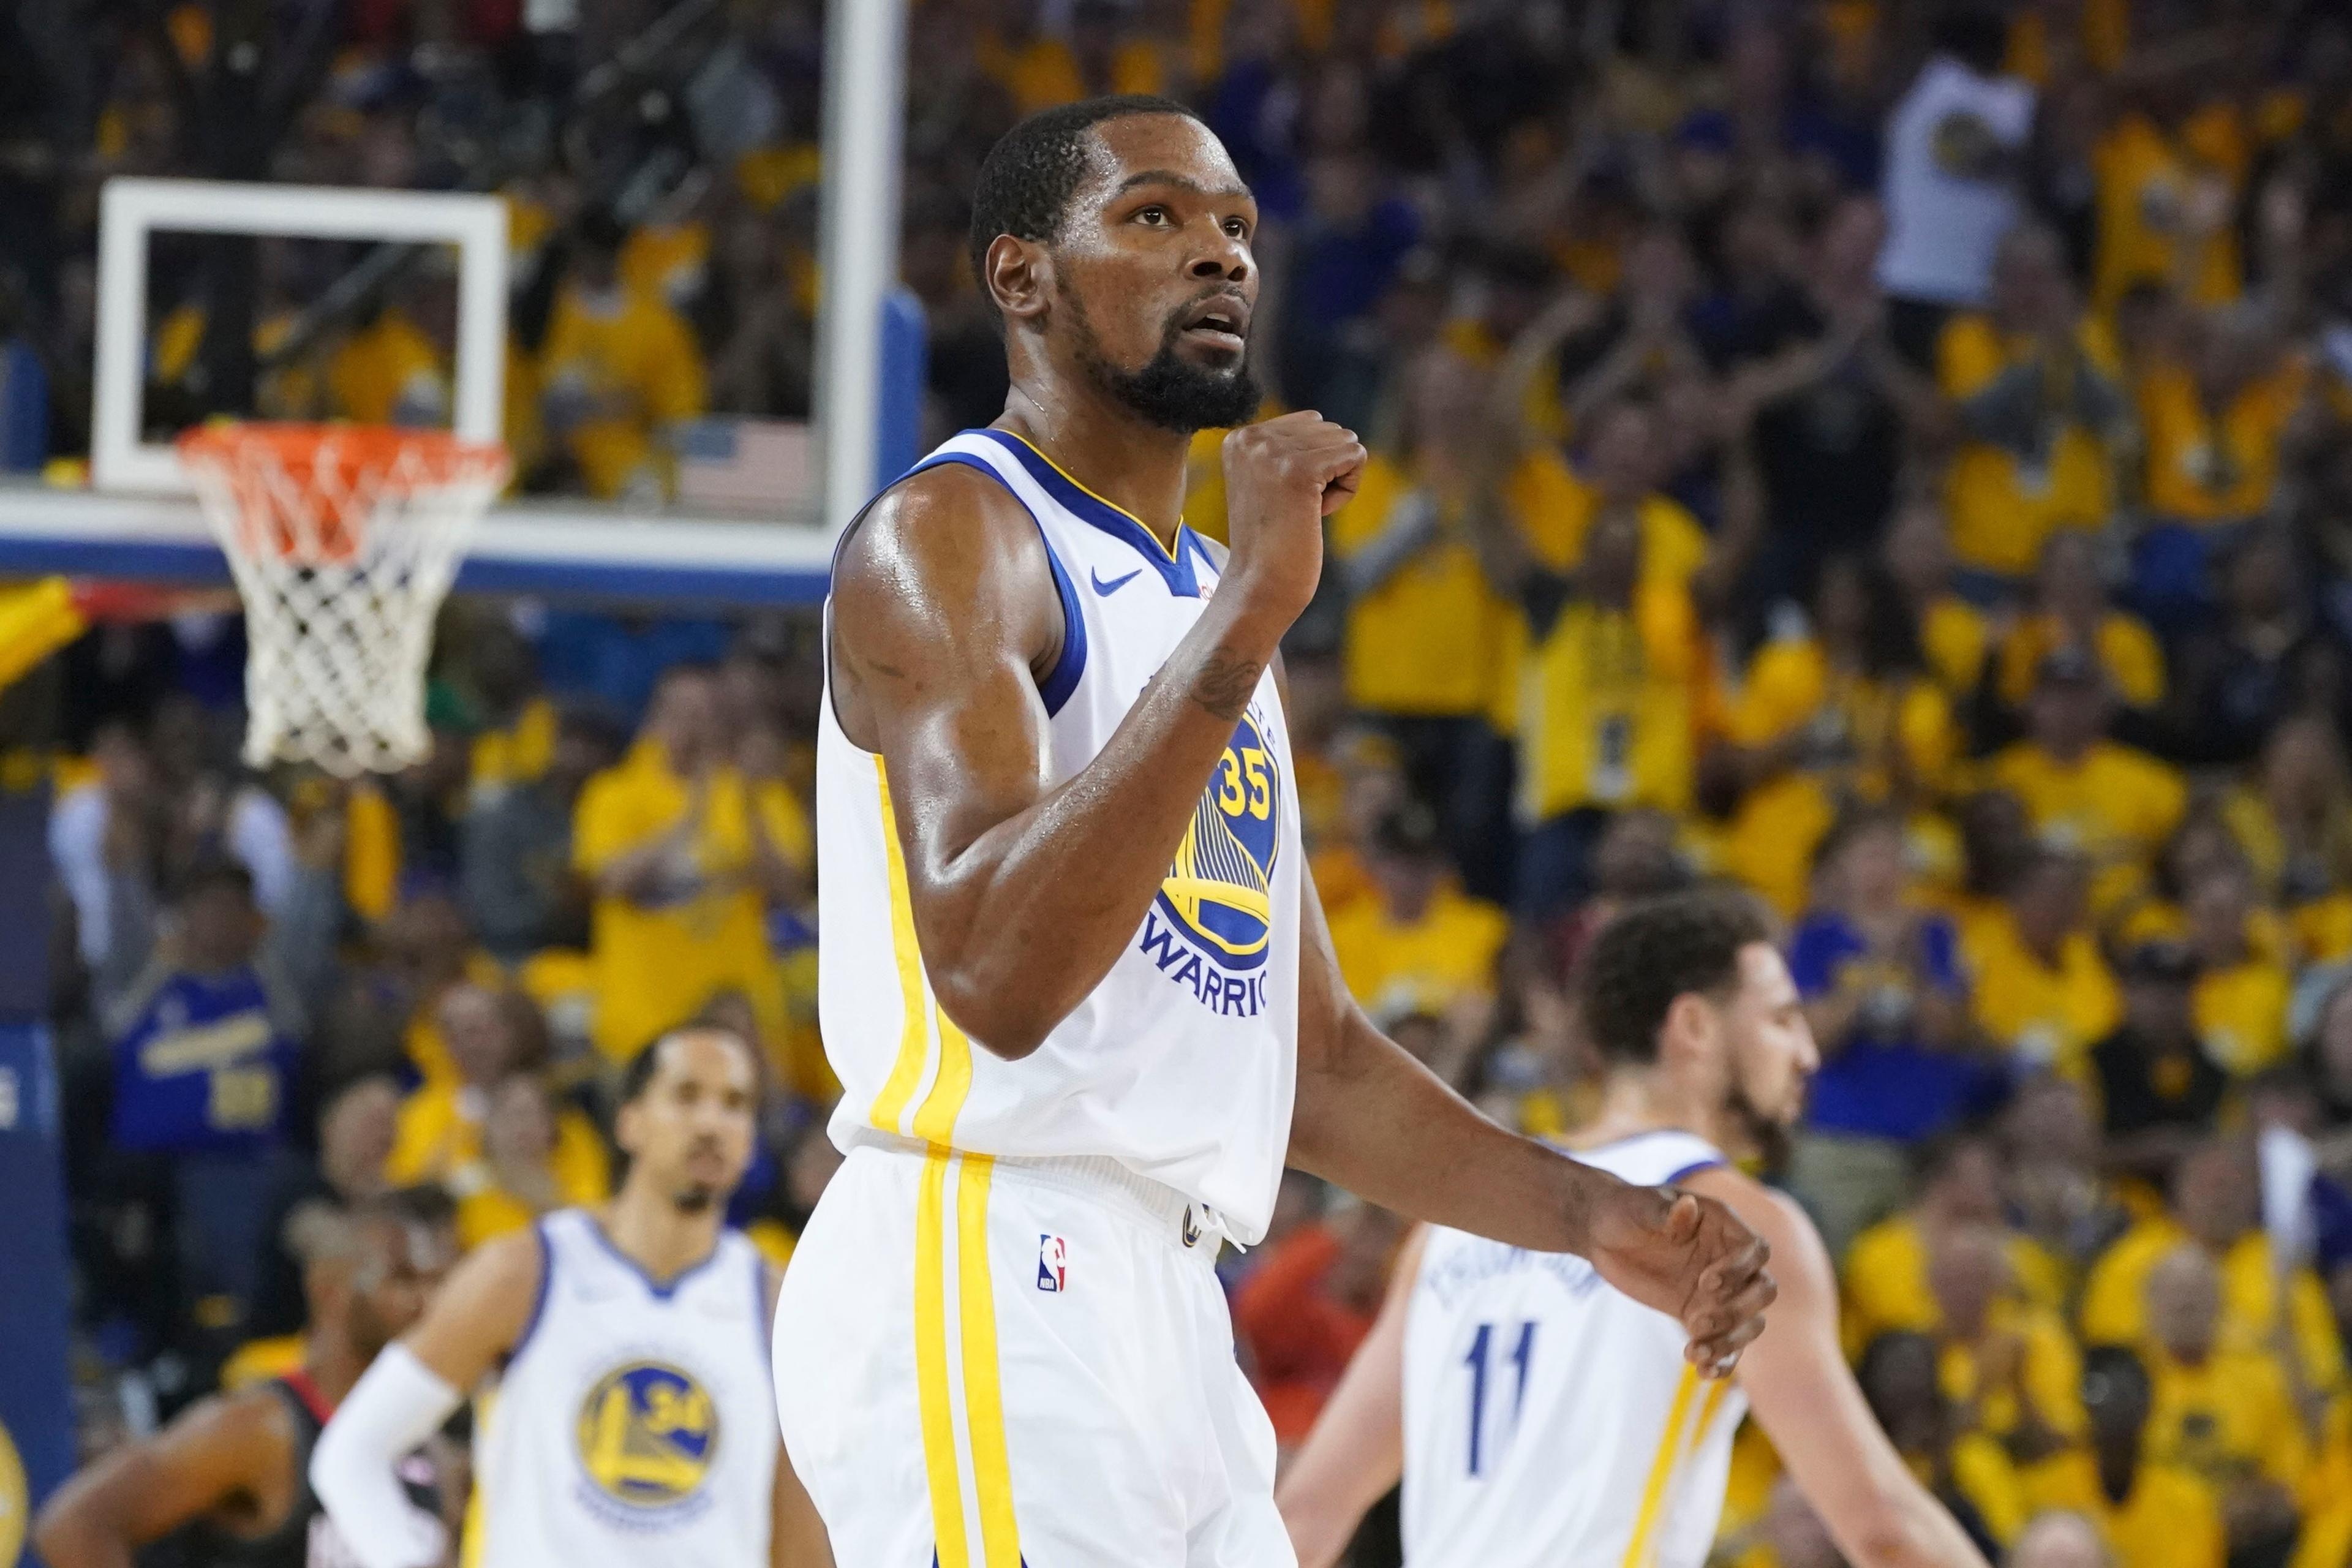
[2081,1343,2150,1406]
[967,94,1204,306]
[618,1023,756,1107]
[1579,889,1776,1063]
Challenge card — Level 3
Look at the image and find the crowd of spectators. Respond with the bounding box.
[14,1,2352,1566]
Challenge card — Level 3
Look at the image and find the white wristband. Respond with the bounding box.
[309,1343,463,1568]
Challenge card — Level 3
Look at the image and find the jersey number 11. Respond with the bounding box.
[1463,1319,1537,1475]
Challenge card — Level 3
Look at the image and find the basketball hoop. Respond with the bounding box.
[178,423,510,778]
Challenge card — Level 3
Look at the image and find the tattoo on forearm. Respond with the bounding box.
[1188,650,1261,721]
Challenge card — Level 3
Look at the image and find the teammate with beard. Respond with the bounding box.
[309,1027,830,1567]
[778,95,1773,1567]
[1277,892,1994,1568]
[34,1188,458,1568]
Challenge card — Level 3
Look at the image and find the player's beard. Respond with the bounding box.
[1064,281,1262,433]
[671,1185,718,1215]
[1725,1076,1795,1173]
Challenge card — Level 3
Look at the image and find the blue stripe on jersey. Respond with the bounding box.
[512,1219,555,1357]
[1662,1158,1727,1186]
[971,429,1202,598]
[901,451,1088,717]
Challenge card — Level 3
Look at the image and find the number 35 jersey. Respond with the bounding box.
[1400,1131,1747,1568]
[468,1210,774,1568]
[815,428,1303,1244]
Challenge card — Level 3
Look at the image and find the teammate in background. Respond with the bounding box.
[309,1027,830,1568]
[34,1188,458,1568]
[1278,892,1992,1568]
[785,94,1771,1565]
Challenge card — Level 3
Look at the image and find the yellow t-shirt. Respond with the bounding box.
[2078,1223,2346,1396]
[1507,582,1702,820]
[572,744,812,1059]
[537,285,709,500]
[2144,1347,2311,1493]
[1937,314,2118,577]
[327,310,449,426]
[620,222,711,313]
[2137,359,2304,525]
[1920,597,1991,699]
[1722,640,1957,914]
[2092,113,2244,311]
[1325,453,1511,718]
[2022,1451,2226,1568]
[1939,1303,2090,1445]
[1842,1215,2069,1352]
[1995,612,2166,709]
[1982,741,2188,915]
[386,1080,609,1198]
[1324,883,1509,1023]
[1960,908,2122,1077]
[1512,449,1709,589]
[2194,957,2291,1077]
[471,697,558,801]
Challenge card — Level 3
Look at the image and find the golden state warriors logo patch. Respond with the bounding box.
[0,1417,23,1567]
[1138,706,1282,1015]
[575,1362,720,1523]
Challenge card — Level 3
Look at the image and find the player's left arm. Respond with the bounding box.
[1274,1226,1424,1567]
[762,1264,834,1568]
[1681,1166,1990,1568]
[34,1389,293,1568]
[1286,861,1772,1374]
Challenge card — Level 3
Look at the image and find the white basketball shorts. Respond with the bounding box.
[772,1137,1294,1567]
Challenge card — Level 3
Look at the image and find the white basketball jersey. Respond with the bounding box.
[1401,1131,1747,1568]
[470,1210,774,1567]
[815,428,1303,1243]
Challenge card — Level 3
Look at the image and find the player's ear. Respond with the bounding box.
[986,235,1053,328]
[1659,992,1718,1076]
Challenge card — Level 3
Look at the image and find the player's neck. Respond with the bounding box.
[303,1330,367,1409]
[598,1185,724,1283]
[1570,1069,1728,1153]
[995,397,1191,549]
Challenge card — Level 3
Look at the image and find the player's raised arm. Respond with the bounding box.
[1287,877,1776,1374]
[1684,1167,1991,1568]
[34,1392,295,1568]
[311,1227,542,1568]
[831,410,1360,1060]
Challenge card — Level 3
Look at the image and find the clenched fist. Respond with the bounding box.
[1589,1183,1776,1378]
[1219,412,1366,627]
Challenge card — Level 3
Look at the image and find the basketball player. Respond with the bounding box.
[309,1027,829,1567]
[33,1188,458,1568]
[1276,892,1992,1568]
[776,94,1774,1566]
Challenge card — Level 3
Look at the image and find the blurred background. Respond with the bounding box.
[10,1,2352,1565]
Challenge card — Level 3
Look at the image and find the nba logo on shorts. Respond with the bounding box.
[1037,1234,1068,1293]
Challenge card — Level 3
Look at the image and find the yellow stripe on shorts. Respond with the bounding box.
[956,1154,1021,1566]
[1620,1363,1702,1568]
[914,1146,970,1567]
[867,762,933,1136]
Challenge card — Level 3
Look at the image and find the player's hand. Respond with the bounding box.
[1220,411,1366,625]
[1588,1184,1774,1379]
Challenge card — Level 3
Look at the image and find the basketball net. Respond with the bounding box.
[178,423,510,778]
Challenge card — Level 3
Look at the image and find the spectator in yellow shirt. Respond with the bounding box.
[1882,501,1991,703]
[449,1072,609,1251]
[384,982,606,1203]
[1325,349,1516,898]
[1473,497,1703,918]
[2092,97,2244,312]
[1937,226,2125,582]
[2182,862,2291,1076]
[1722,554,1959,915]
[1845,1134,2069,1354]
[573,665,811,1061]
[1926,1224,2089,1463]
[2078,1138,2346,1400]
[1324,804,1509,1087]
[1962,847,2122,1079]
[1995,531,2166,713]
[536,209,709,500]
[2025,1346,2225,1568]
[2138,1244,2309,1562]
[1984,648,2188,918]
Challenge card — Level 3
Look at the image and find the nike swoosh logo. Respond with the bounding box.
[1091,567,1143,596]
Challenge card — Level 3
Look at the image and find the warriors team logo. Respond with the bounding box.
[1137,707,1283,1015]
[576,1361,720,1518]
